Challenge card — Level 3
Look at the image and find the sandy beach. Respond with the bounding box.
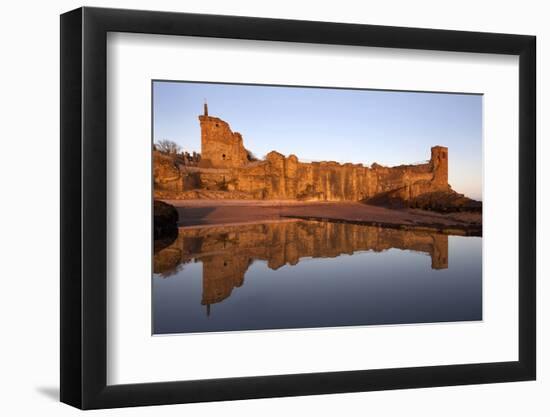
[162,199,482,236]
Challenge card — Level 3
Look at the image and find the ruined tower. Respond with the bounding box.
[430,146,448,188]
[198,105,249,168]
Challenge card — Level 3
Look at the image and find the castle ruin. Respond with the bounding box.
[154,105,480,210]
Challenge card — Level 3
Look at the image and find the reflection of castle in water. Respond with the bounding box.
[153,220,448,313]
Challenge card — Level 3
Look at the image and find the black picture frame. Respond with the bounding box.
[60,6,536,410]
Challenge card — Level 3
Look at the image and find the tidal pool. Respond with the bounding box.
[153,220,482,334]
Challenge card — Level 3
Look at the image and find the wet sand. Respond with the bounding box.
[162,200,482,236]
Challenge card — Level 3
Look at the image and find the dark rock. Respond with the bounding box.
[366,189,481,213]
[154,200,179,252]
[411,190,482,213]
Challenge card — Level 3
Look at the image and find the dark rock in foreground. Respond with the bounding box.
[154,200,179,252]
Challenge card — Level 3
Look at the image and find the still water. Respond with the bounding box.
[153,220,482,334]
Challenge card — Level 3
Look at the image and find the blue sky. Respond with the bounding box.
[153,81,482,200]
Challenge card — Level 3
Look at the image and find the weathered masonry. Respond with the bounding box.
[154,105,475,209]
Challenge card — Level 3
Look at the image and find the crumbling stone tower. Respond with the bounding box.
[198,103,249,168]
[430,146,448,188]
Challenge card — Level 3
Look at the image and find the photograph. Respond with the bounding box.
[152,81,483,335]
[1,0,541,413]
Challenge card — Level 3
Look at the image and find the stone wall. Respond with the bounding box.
[196,148,448,205]
[197,113,449,202]
[153,151,182,193]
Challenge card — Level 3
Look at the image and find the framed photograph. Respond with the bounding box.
[60,7,536,409]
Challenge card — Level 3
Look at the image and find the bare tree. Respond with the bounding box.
[156,140,181,154]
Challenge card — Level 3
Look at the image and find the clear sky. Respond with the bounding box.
[153,81,482,200]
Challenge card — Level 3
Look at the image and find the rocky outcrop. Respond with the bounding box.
[153,200,179,252]
[153,151,183,194]
[366,188,481,212]
[407,190,482,212]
